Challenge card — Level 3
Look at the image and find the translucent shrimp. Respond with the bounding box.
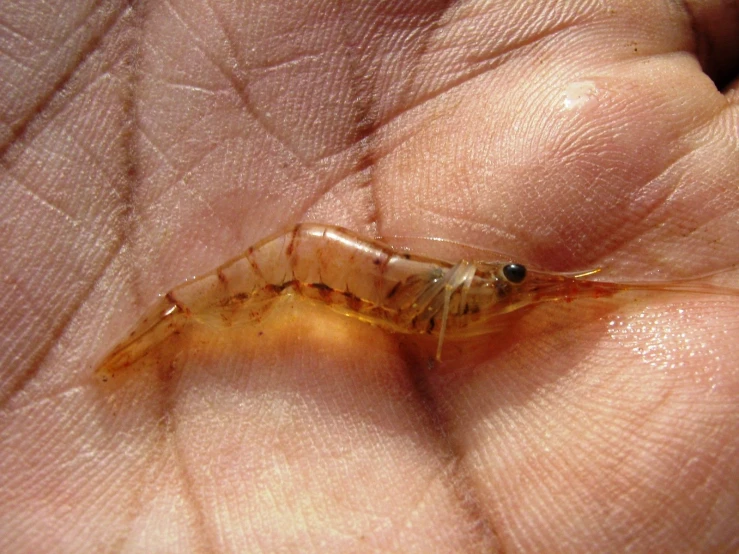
[95,223,739,382]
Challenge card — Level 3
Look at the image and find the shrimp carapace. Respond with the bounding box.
[94,224,738,381]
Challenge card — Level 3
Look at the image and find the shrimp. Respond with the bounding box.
[94,223,739,382]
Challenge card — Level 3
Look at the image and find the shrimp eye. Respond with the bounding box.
[503,263,527,284]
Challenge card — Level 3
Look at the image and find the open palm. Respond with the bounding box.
[2,1,738,552]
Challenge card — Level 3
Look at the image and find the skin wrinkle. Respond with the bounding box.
[392,456,501,552]
[0,0,132,158]
[69,105,126,188]
[715,96,739,128]
[158,0,311,167]
[607,162,739,270]
[398,341,504,551]
[0,3,139,408]
[524,116,735,268]
[297,96,447,176]
[134,123,177,173]
[1,61,121,175]
[562,163,689,265]
[268,92,437,226]
[15,179,83,226]
[188,4,455,190]
[333,7,457,223]
[162,81,226,95]
[369,16,721,263]
[404,7,589,106]
[432,10,583,64]
[311,3,457,163]
[334,1,466,229]
[0,167,136,405]
[107,411,200,552]
[204,0,329,79]
[338,7,382,229]
[0,16,35,45]
[331,7,584,149]
[247,2,461,230]
[168,409,219,553]
[561,370,725,546]
[0,230,126,410]
[99,363,202,550]
[7,84,127,214]
[245,51,326,74]
[138,136,224,209]
[0,384,86,415]
[245,28,383,226]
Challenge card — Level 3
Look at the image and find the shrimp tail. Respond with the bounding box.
[94,296,187,382]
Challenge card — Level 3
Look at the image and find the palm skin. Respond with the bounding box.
[1,1,738,552]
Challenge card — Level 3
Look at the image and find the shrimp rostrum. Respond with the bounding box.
[95,224,738,381]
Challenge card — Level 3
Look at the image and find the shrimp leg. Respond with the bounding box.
[435,261,477,360]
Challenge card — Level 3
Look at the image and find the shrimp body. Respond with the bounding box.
[95,224,737,381]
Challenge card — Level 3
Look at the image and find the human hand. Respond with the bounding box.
[2,1,738,552]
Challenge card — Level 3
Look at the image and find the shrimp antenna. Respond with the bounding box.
[572,268,602,278]
[378,232,517,262]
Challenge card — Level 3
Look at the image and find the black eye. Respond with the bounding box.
[502,263,527,283]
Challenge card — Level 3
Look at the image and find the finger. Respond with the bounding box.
[376,0,739,275]
[682,0,739,90]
